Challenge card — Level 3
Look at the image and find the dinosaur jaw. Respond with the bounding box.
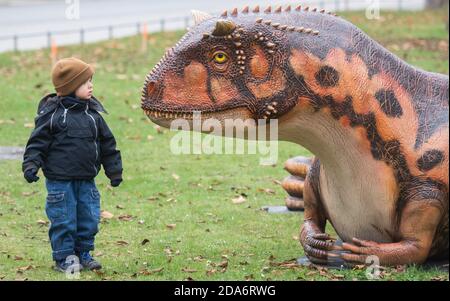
[143,106,254,129]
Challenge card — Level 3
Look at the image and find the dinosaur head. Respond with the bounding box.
[141,6,325,129]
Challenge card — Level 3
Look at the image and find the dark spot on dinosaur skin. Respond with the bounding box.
[374,89,403,118]
[417,150,445,172]
[315,66,340,87]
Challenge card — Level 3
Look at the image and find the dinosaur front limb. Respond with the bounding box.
[299,158,341,264]
[340,199,444,266]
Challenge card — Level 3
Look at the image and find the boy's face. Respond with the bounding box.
[75,77,93,100]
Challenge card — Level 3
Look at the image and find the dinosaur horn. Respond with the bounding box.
[212,20,237,36]
[191,10,213,26]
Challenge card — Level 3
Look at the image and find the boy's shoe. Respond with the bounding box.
[78,251,102,271]
[53,256,82,273]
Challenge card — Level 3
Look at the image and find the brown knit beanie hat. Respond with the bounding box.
[51,57,94,96]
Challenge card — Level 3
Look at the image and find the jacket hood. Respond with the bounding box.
[37,93,108,115]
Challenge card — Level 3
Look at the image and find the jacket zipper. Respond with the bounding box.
[85,105,99,174]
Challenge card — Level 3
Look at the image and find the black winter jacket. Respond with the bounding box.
[22,94,122,181]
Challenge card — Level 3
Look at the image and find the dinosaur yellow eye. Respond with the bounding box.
[213,52,228,64]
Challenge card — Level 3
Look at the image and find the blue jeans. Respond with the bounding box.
[45,179,101,261]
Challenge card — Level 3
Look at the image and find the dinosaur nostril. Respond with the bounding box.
[146,81,157,97]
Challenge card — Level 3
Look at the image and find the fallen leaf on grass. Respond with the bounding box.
[22,191,38,197]
[14,256,23,261]
[118,214,133,222]
[172,174,180,181]
[24,123,34,128]
[232,195,247,204]
[257,188,275,195]
[116,240,129,246]
[100,211,114,219]
[36,219,49,226]
[166,224,176,230]
[116,204,125,209]
[17,265,33,272]
[140,267,164,275]
[206,269,217,276]
[181,267,197,273]
[141,239,150,246]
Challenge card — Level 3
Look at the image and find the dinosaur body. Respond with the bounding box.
[141,5,449,266]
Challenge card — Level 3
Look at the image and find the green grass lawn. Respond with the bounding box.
[0,9,448,281]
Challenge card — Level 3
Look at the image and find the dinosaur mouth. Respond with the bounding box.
[142,102,255,129]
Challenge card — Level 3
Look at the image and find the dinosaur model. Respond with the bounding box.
[141,5,449,266]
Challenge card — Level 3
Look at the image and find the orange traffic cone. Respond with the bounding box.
[50,38,58,65]
[141,22,148,52]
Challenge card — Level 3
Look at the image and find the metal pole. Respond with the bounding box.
[80,28,84,44]
[47,31,52,48]
[13,35,18,52]
[399,0,403,10]
[160,19,165,32]
[184,16,189,29]
[108,26,113,40]
[136,22,141,35]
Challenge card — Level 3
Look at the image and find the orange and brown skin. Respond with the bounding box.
[141,5,449,266]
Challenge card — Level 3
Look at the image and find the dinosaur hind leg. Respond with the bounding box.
[282,156,314,211]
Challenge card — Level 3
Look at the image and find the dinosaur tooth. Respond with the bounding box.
[239,50,244,54]
[280,25,288,30]
[242,6,249,14]
[295,27,305,32]
[312,8,317,12]
[295,5,302,11]
[234,42,242,47]
[320,9,326,13]
[313,30,320,35]
[263,20,272,25]
[203,33,210,39]
[304,6,310,11]
[267,105,275,111]
[240,66,245,70]
[256,18,263,23]
[239,70,244,75]
[259,37,265,41]
[304,28,312,33]
[264,6,271,13]
[275,6,282,13]
[272,102,278,106]
[241,56,246,60]
[266,42,275,48]
[231,8,238,16]
[272,23,280,28]
[221,10,228,17]
[253,5,260,13]
[288,26,295,31]
[285,5,291,12]
[267,49,275,54]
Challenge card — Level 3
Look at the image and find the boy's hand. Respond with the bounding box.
[24,169,40,183]
[110,178,122,187]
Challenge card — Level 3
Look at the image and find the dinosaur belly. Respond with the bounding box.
[318,159,399,244]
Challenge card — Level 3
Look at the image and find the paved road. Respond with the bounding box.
[0,0,426,52]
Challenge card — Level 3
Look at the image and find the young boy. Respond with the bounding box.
[22,57,123,272]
